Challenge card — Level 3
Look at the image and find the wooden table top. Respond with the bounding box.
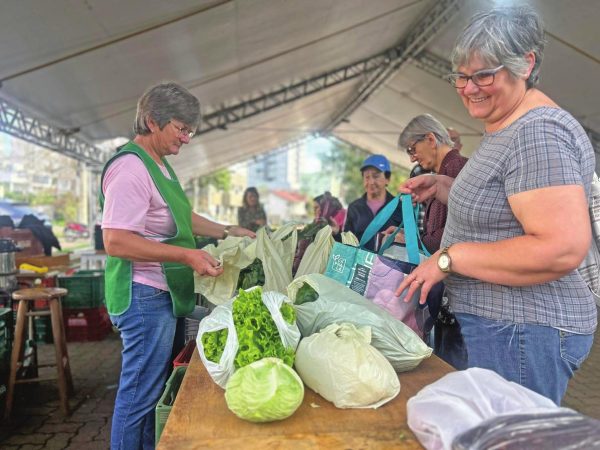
[158,348,454,449]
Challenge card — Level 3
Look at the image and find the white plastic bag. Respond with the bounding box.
[195,301,239,388]
[256,225,297,294]
[294,225,334,278]
[194,236,257,305]
[406,367,572,450]
[294,323,400,409]
[288,273,432,372]
[196,288,301,388]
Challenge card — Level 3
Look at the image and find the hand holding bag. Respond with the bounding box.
[325,194,443,337]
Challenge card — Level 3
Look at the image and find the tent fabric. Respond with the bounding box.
[0,0,598,182]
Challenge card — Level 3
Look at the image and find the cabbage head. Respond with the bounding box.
[225,357,304,422]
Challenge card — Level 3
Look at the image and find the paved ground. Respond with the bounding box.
[0,308,599,449]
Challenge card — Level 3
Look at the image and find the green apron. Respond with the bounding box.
[99,141,196,317]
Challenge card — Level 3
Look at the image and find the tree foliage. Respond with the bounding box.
[317,139,410,205]
[197,169,231,191]
[53,192,79,222]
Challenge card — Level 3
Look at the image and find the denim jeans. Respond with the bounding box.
[455,313,594,405]
[110,282,177,450]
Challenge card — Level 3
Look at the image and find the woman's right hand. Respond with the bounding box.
[399,174,438,204]
[400,174,454,205]
[186,249,224,277]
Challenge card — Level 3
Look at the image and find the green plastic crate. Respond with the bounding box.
[0,308,12,389]
[155,366,187,444]
[57,270,105,308]
[0,308,11,343]
[33,315,53,344]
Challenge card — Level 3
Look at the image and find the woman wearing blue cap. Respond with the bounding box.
[343,154,403,251]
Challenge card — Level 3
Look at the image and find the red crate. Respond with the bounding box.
[62,306,112,342]
[173,340,196,367]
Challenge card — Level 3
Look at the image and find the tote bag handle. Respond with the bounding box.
[359,194,429,264]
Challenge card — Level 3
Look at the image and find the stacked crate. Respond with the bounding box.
[0,308,12,408]
[57,270,111,342]
[155,366,187,444]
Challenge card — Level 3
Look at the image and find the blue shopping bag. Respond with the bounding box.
[325,194,442,336]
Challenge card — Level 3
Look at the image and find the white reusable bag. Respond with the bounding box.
[288,273,432,371]
[294,323,400,409]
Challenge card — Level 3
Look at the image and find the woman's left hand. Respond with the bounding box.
[395,249,449,304]
[229,225,256,239]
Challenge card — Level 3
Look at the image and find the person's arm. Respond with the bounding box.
[104,229,223,276]
[399,174,454,205]
[396,185,591,304]
[254,206,267,227]
[191,212,256,239]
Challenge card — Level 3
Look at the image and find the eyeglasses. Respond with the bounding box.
[406,137,425,156]
[446,65,504,89]
[168,121,195,139]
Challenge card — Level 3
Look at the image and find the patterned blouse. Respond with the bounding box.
[237,205,267,232]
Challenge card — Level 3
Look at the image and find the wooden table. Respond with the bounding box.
[158,350,454,449]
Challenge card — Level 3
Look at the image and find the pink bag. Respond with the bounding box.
[364,256,421,337]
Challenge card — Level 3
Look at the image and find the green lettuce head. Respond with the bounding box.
[225,357,304,422]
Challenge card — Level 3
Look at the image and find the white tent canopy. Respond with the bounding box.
[1,0,598,182]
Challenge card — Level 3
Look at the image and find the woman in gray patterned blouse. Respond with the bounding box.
[396,5,596,405]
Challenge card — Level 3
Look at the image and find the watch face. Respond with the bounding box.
[439,253,450,270]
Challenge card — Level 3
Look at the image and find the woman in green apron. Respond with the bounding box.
[100,82,255,450]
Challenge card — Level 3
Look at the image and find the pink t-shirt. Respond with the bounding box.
[367,199,385,216]
[101,154,176,291]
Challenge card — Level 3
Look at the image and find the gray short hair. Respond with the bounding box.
[133,82,200,135]
[450,6,546,89]
[398,114,453,149]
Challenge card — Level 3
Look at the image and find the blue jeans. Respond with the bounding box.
[455,313,594,405]
[110,282,177,450]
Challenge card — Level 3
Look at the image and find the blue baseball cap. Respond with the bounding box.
[360,154,391,173]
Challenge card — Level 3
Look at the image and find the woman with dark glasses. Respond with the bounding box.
[396,6,596,405]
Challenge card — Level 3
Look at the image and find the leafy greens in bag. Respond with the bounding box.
[201,288,296,369]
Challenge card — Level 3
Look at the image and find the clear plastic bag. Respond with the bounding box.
[407,367,572,450]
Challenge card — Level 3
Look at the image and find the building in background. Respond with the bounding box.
[184,163,248,225]
[263,190,307,226]
[0,135,84,222]
[248,144,301,191]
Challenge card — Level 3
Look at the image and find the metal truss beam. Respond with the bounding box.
[322,0,463,133]
[0,97,109,165]
[197,57,388,135]
[412,51,600,153]
[196,0,462,136]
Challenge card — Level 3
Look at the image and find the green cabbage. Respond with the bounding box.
[225,357,304,422]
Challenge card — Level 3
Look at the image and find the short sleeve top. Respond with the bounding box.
[441,107,597,334]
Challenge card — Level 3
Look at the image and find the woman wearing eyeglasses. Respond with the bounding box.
[101,82,255,449]
[396,6,596,405]
[399,114,467,254]
[398,114,468,370]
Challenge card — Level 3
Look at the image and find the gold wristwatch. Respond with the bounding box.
[437,246,452,273]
